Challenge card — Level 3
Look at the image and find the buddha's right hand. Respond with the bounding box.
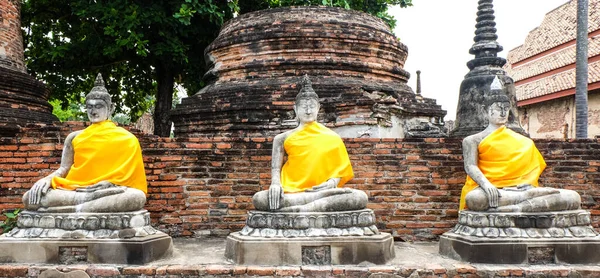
[481,183,500,208]
[29,178,51,205]
[268,184,284,211]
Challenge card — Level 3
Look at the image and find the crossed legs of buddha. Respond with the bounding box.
[23,183,146,213]
[253,188,368,212]
[465,186,581,212]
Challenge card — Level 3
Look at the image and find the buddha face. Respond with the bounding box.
[295,98,319,124]
[487,101,510,125]
[86,99,111,123]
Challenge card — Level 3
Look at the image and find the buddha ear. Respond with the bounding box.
[110,103,116,115]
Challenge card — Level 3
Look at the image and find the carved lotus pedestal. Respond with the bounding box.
[0,210,172,264]
[439,210,600,264]
[225,209,395,265]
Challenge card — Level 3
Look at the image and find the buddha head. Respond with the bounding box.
[484,76,510,126]
[294,75,320,124]
[85,74,115,123]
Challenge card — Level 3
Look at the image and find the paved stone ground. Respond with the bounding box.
[2,238,600,277]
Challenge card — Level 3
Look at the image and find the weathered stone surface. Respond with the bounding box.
[451,0,525,137]
[225,232,395,265]
[440,210,600,264]
[239,209,379,238]
[0,233,173,264]
[449,210,598,239]
[6,210,157,239]
[172,6,445,138]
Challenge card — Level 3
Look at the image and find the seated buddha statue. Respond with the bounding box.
[22,74,147,213]
[252,76,368,212]
[460,77,581,212]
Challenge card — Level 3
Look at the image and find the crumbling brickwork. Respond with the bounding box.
[172,6,446,138]
[0,0,25,72]
[0,0,57,135]
[2,123,600,241]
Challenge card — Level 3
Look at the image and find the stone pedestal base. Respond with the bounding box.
[439,234,600,264]
[439,210,600,264]
[225,232,395,265]
[0,210,173,264]
[0,233,172,264]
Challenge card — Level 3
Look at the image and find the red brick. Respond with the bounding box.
[204,264,232,275]
[122,266,156,275]
[331,267,345,275]
[232,266,247,275]
[246,266,275,276]
[152,266,169,275]
[454,264,477,274]
[216,143,231,149]
[0,265,28,276]
[276,266,302,276]
[186,143,213,148]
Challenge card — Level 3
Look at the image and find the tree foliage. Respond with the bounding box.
[22,0,237,136]
[22,0,409,136]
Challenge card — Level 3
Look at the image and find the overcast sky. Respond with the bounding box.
[389,0,571,121]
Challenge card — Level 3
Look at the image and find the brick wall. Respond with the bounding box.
[1,122,600,241]
[0,0,25,72]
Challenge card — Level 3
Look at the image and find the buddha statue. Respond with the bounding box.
[22,74,147,213]
[252,75,368,212]
[460,77,581,212]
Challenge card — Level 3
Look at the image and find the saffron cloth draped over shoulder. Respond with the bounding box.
[51,120,148,193]
[281,122,354,193]
[459,126,546,210]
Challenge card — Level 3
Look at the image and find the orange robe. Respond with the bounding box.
[281,122,354,193]
[52,120,147,193]
[459,126,546,210]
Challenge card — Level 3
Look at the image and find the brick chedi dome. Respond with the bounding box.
[0,0,57,136]
[172,6,446,138]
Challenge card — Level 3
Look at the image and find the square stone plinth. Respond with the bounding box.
[0,233,172,264]
[439,233,600,264]
[225,232,395,265]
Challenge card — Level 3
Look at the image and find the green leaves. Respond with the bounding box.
[0,209,20,235]
[22,0,409,134]
[22,0,237,131]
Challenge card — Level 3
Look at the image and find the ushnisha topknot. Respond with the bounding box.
[484,76,510,107]
[86,73,112,107]
[295,75,319,103]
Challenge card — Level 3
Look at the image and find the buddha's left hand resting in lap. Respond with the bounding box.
[22,74,147,213]
[252,76,367,212]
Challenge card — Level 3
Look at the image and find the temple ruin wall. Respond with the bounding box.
[519,91,600,139]
[1,122,599,242]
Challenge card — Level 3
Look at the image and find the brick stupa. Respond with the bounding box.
[172,6,446,138]
[0,0,57,136]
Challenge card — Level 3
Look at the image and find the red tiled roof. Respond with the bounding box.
[506,37,600,82]
[507,0,600,64]
[515,60,600,101]
[505,0,600,102]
